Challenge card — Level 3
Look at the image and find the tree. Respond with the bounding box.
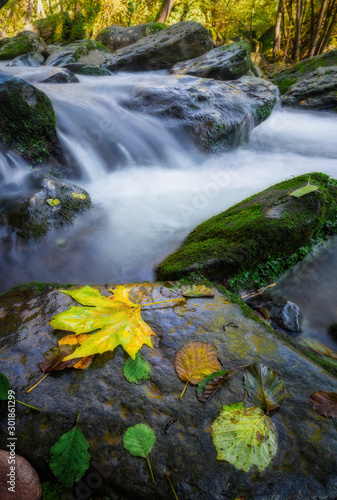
[157,0,175,23]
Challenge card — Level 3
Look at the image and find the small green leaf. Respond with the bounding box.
[289,184,318,198]
[123,424,156,483]
[123,352,151,384]
[212,402,277,472]
[243,363,287,414]
[0,372,10,400]
[72,193,86,200]
[50,426,90,487]
[47,198,60,206]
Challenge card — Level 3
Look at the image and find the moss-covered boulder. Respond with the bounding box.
[271,49,337,109]
[104,21,213,71]
[172,40,252,80]
[0,31,46,60]
[156,174,337,286]
[63,62,110,75]
[6,51,44,67]
[96,22,168,52]
[0,172,91,240]
[0,72,59,163]
[45,39,110,67]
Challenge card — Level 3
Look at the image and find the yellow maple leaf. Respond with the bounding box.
[50,285,156,360]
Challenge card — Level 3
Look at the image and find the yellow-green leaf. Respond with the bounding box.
[212,402,277,472]
[47,198,60,206]
[50,285,155,361]
[289,184,318,198]
[72,193,86,200]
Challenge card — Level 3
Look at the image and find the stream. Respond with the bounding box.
[1,65,337,345]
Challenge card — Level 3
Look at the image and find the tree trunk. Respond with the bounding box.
[317,0,337,53]
[308,0,328,56]
[25,0,34,25]
[157,0,175,23]
[273,0,284,59]
[37,0,46,18]
[249,0,256,47]
[292,0,304,61]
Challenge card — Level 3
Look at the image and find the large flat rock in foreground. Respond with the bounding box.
[0,283,336,499]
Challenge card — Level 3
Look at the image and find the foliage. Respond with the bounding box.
[0,372,10,399]
[243,362,287,414]
[122,423,156,483]
[196,369,231,402]
[310,391,337,418]
[50,423,90,487]
[298,337,337,369]
[175,341,222,398]
[289,184,319,198]
[123,352,151,383]
[212,402,278,472]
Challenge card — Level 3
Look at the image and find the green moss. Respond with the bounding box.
[74,65,110,76]
[0,33,42,60]
[156,173,337,284]
[148,22,168,34]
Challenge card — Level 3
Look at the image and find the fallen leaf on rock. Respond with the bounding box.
[0,372,10,399]
[38,345,81,373]
[289,184,318,198]
[243,363,287,414]
[212,402,277,472]
[58,334,94,369]
[47,198,60,206]
[164,282,214,297]
[197,365,247,402]
[310,390,337,418]
[298,337,337,367]
[72,193,86,200]
[175,341,222,399]
[123,423,156,483]
[123,352,151,384]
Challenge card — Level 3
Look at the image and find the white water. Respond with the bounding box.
[1,68,337,322]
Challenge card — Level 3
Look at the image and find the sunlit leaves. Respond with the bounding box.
[50,285,155,361]
[123,424,156,483]
[50,425,90,488]
[175,341,222,399]
[310,391,337,419]
[123,352,151,384]
[212,402,277,472]
[243,363,287,414]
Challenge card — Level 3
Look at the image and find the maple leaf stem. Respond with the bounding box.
[15,399,41,412]
[179,380,189,400]
[25,373,48,394]
[164,472,179,500]
[141,298,185,308]
[146,457,155,484]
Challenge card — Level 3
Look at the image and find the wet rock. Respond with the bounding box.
[96,22,168,52]
[329,323,337,341]
[63,62,110,76]
[104,21,213,71]
[156,173,337,283]
[0,172,91,239]
[6,52,44,67]
[0,71,61,164]
[246,292,301,333]
[45,39,110,67]
[271,49,337,109]
[0,31,46,60]
[38,67,79,83]
[122,74,277,152]
[0,283,337,499]
[172,40,251,80]
[0,450,41,500]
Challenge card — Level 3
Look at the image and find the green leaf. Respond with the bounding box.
[298,337,337,368]
[123,423,156,483]
[50,426,90,488]
[243,363,287,414]
[47,198,60,206]
[0,372,10,400]
[123,352,151,384]
[212,402,277,472]
[289,184,318,198]
[197,370,230,402]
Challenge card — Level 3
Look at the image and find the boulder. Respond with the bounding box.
[0,31,46,60]
[104,21,213,71]
[6,52,44,67]
[63,62,110,76]
[271,49,337,109]
[0,37,11,49]
[38,67,79,83]
[96,22,168,52]
[122,74,277,152]
[0,72,60,164]
[0,282,336,499]
[246,292,301,333]
[45,39,110,67]
[0,450,41,500]
[156,173,337,283]
[171,40,251,80]
[0,172,91,239]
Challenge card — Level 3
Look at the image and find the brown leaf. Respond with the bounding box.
[38,345,81,373]
[310,390,337,418]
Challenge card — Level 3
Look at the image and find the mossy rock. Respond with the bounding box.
[156,173,337,286]
[0,72,57,163]
[95,22,167,52]
[271,49,337,94]
[0,30,46,60]
[45,39,110,67]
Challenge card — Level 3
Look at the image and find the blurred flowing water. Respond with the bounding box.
[1,65,337,345]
